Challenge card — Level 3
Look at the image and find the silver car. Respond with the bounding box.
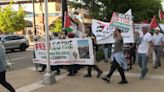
[0,35,29,51]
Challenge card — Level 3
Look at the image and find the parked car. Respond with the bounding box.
[0,35,29,51]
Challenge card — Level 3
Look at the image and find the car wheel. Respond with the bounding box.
[20,44,26,51]
[11,49,15,52]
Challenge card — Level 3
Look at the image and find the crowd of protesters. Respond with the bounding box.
[33,25,164,84]
[0,24,164,92]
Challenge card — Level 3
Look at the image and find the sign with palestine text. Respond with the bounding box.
[33,38,95,65]
[110,12,134,43]
[92,12,134,44]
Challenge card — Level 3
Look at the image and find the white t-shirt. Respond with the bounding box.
[138,32,152,53]
[153,33,164,46]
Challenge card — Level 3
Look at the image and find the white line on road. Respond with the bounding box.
[6,56,32,62]
[16,71,67,92]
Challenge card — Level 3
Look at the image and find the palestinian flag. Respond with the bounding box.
[64,12,77,32]
[159,9,164,20]
[150,15,158,29]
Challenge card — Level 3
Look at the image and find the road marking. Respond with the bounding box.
[12,67,164,92]
[16,72,67,92]
[6,56,32,62]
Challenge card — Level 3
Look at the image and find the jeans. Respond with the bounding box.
[138,53,148,77]
[103,44,112,62]
[154,46,162,67]
[0,71,15,92]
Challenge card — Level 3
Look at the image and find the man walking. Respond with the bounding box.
[102,28,128,84]
[152,27,164,69]
[137,26,152,79]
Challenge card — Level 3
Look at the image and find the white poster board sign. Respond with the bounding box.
[33,38,95,65]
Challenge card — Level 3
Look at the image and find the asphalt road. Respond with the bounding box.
[6,47,34,71]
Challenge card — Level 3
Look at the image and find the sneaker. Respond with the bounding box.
[84,74,92,78]
[104,60,108,63]
[101,77,110,83]
[67,73,73,76]
[55,72,60,75]
[38,70,44,73]
[158,64,161,67]
[118,80,128,84]
[97,71,103,78]
[153,66,157,69]
[139,76,145,80]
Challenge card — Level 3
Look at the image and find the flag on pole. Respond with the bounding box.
[159,9,164,20]
[150,15,158,29]
[64,12,77,32]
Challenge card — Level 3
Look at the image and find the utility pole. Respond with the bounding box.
[43,0,56,85]
[62,0,68,28]
[32,0,37,35]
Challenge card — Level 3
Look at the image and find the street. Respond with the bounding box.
[6,47,34,71]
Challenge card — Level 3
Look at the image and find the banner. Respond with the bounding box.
[92,17,134,44]
[110,12,134,43]
[92,19,114,44]
[33,38,95,65]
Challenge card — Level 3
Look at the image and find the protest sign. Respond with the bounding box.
[92,15,134,44]
[92,19,114,44]
[33,38,95,65]
[110,12,134,43]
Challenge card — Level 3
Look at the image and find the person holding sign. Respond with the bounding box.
[84,34,103,78]
[67,32,79,76]
[102,28,128,84]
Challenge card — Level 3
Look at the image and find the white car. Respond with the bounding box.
[0,35,29,51]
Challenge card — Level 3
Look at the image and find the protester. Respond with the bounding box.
[102,28,128,84]
[0,42,16,92]
[137,25,152,79]
[103,44,112,63]
[38,33,61,75]
[124,44,132,70]
[129,43,136,64]
[67,32,79,76]
[152,27,164,69]
[84,35,103,78]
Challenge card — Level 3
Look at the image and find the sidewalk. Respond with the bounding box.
[0,60,164,92]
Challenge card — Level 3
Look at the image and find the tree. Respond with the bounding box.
[70,0,162,22]
[50,18,62,33]
[0,3,26,33]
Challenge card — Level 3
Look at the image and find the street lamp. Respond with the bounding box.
[43,0,56,85]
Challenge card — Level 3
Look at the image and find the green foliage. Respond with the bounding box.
[70,0,162,22]
[50,18,62,33]
[0,4,26,33]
